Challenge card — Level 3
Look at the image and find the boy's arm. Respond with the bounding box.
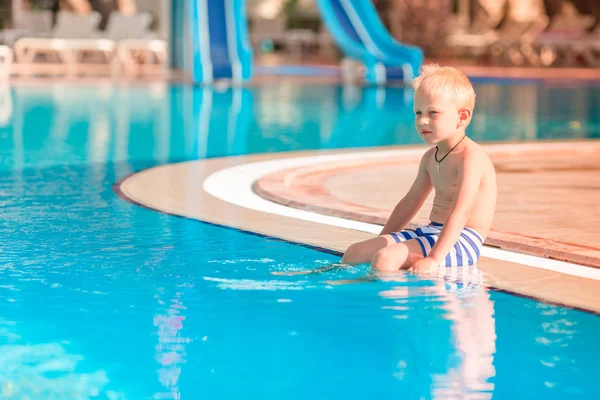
[427,151,483,262]
[380,152,433,235]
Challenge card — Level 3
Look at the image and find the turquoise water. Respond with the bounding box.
[0,82,599,399]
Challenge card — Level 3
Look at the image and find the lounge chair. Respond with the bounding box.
[116,38,168,74]
[534,13,596,66]
[14,11,167,74]
[571,24,600,67]
[0,10,54,47]
[487,17,549,66]
[107,13,168,74]
[65,12,157,69]
[13,11,102,65]
[445,7,499,59]
[490,16,550,66]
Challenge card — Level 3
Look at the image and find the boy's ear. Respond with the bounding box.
[458,108,471,127]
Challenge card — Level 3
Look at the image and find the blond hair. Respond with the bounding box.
[412,64,476,111]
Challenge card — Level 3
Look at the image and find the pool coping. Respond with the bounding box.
[113,171,600,317]
[253,140,600,269]
[115,148,600,314]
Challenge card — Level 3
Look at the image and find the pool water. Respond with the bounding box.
[0,82,599,399]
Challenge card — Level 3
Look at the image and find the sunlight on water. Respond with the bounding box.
[0,82,598,399]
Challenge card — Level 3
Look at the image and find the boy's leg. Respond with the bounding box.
[326,239,428,284]
[341,235,399,265]
[371,239,426,272]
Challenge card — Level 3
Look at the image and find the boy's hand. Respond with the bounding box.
[408,257,440,275]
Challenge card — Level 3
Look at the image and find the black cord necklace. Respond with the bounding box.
[434,134,466,172]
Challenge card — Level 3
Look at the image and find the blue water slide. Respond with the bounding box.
[316,0,423,84]
[189,0,253,84]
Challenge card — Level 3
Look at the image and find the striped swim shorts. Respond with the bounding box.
[389,222,484,267]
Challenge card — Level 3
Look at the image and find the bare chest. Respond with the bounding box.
[427,154,460,196]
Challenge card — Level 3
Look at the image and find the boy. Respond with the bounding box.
[272,64,496,277]
[341,64,497,274]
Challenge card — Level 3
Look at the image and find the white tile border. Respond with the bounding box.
[203,147,600,280]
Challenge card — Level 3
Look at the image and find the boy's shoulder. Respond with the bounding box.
[460,141,494,172]
[418,147,436,169]
[463,140,491,161]
[421,146,437,159]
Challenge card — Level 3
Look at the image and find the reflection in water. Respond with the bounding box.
[0,84,12,128]
[0,82,599,398]
[0,341,113,398]
[153,289,190,399]
[2,82,599,175]
[377,267,496,399]
[191,87,254,160]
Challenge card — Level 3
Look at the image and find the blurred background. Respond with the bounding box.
[0,0,597,81]
[0,4,598,400]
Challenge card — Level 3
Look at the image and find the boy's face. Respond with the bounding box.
[413,90,464,145]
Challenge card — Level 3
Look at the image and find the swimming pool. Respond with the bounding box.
[0,82,599,399]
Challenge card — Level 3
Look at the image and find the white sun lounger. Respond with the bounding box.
[14,11,167,73]
[1,10,54,47]
[65,12,155,68]
[13,11,102,64]
[532,13,595,66]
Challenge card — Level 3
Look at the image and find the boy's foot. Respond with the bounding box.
[271,262,349,277]
[324,279,359,285]
[270,270,312,276]
[325,276,377,285]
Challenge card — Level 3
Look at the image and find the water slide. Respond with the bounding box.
[315,0,424,84]
[184,0,419,85]
[189,0,253,84]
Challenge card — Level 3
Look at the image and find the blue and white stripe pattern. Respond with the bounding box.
[389,222,484,267]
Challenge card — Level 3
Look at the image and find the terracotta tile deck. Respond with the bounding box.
[254,141,600,268]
